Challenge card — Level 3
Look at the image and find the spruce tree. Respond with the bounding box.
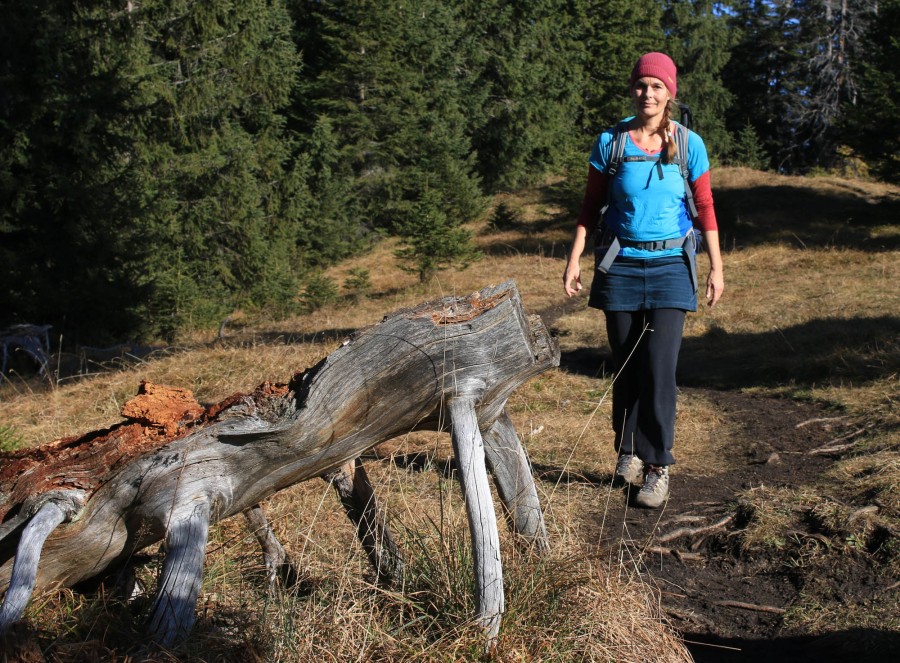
[721,0,812,171]
[291,0,484,273]
[572,0,665,136]
[732,123,769,170]
[0,1,153,344]
[661,0,735,161]
[0,1,306,343]
[723,0,875,173]
[461,0,586,190]
[132,0,305,337]
[394,189,481,283]
[840,0,899,180]
[294,115,361,265]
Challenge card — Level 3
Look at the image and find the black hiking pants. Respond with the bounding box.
[605,308,686,467]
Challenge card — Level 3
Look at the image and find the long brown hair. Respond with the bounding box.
[661,98,678,164]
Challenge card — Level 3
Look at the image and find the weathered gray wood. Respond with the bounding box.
[483,411,549,552]
[448,396,504,641]
[0,512,29,546]
[0,490,84,631]
[325,459,403,584]
[0,281,559,645]
[243,505,301,588]
[145,502,211,647]
[0,501,67,631]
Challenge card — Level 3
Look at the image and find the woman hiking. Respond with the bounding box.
[563,52,724,508]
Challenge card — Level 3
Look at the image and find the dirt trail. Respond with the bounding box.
[534,296,898,662]
[575,388,897,663]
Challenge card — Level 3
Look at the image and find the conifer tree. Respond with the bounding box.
[720,0,800,170]
[661,0,735,160]
[0,1,306,343]
[293,115,360,265]
[0,1,153,344]
[394,189,481,282]
[132,0,305,336]
[732,123,769,170]
[723,0,874,172]
[461,0,586,190]
[291,0,484,273]
[572,0,664,136]
[840,0,899,180]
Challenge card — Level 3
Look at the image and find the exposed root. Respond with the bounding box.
[795,416,848,428]
[714,600,786,615]
[807,423,875,456]
[656,514,736,544]
[645,546,704,563]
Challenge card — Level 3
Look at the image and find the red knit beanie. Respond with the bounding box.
[630,52,677,97]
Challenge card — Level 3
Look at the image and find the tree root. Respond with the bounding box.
[656,514,735,544]
[645,546,704,563]
[807,424,874,455]
[714,600,785,615]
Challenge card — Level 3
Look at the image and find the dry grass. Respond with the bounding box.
[0,343,332,446]
[1,167,898,658]
[193,471,693,662]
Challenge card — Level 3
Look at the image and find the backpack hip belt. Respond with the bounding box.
[595,230,699,293]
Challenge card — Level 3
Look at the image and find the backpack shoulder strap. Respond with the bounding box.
[673,122,689,178]
[674,122,699,220]
[605,121,629,177]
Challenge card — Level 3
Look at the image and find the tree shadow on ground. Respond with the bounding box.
[716,184,900,252]
[377,451,456,480]
[480,178,900,258]
[559,315,900,393]
[678,315,899,390]
[684,627,900,662]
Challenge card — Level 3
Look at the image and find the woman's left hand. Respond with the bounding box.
[706,268,724,307]
[701,230,724,307]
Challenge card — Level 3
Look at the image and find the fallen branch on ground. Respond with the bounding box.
[807,424,875,455]
[645,546,704,563]
[795,416,848,429]
[656,514,736,544]
[714,600,785,615]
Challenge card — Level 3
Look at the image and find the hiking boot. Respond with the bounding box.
[615,454,644,486]
[635,465,669,508]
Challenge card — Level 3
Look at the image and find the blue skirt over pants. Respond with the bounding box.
[588,252,696,466]
[588,254,697,312]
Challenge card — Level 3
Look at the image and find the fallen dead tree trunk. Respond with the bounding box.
[0,281,558,648]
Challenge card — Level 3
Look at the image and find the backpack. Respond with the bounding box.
[604,118,698,220]
[595,109,701,292]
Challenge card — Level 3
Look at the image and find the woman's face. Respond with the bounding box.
[631,76,671,121]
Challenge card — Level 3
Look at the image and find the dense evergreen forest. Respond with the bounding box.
[1,0,895,346]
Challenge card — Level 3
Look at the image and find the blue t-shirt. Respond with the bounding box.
[589,120,710,258]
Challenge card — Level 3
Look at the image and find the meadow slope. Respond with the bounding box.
[0,167,897,661]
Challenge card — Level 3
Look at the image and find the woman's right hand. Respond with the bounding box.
[564,224,589,297]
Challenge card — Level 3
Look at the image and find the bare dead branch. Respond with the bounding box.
[645,547,704,563]
[807,424,875,455]
[795,416,848,428]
